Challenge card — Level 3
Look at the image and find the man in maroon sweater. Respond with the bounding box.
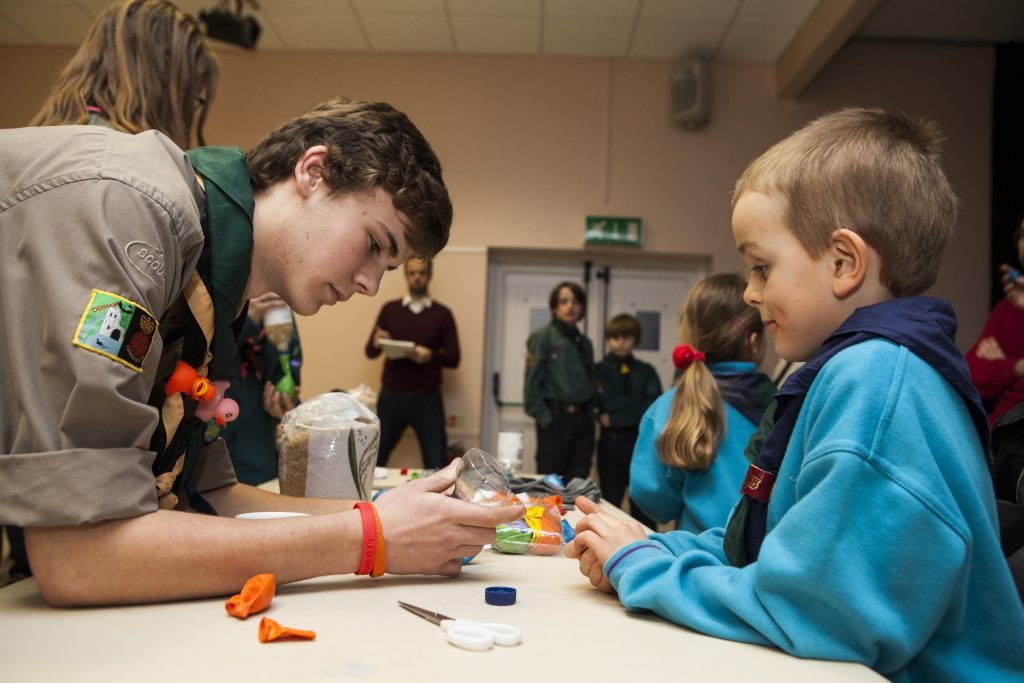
[365,258,460,468]
[967,213,1024,425]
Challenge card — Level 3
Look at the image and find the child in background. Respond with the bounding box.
[524,282,596,481]
[594,314,662,527]
[629,273,773,534]
[222,292,302,485]
[566,108,1024,681]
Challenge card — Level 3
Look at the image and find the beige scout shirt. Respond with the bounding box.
[0,126,236,526]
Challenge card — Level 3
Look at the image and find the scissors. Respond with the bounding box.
[397,601,522,651]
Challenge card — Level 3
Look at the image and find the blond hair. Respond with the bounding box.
[733,107,958,297]
[31,0,218,149]
[657,273,762,470]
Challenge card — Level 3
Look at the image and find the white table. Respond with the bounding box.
[0,479,883,682]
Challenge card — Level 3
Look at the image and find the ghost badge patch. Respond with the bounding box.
[73,289,157,372]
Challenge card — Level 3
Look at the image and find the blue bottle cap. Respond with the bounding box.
[485,586,517,606]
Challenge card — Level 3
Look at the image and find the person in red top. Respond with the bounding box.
[365,257,460,468]
[967,212,1024,424]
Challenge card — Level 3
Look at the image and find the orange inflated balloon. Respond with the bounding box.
[532,511,564,555]
[258,617,316,643]
[225,573,275,619]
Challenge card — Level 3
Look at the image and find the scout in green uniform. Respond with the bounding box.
[524,282,597,481]
[222,293,303,486]
[0,98,523,606]
[594,314,662,525]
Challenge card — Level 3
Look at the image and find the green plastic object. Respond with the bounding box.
[493,526,533,554]
[275,353,297,401]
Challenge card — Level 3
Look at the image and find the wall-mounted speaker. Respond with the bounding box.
[672,59,710,131]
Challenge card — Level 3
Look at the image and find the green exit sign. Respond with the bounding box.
[585,215,643,247]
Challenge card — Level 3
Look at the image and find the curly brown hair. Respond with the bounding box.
[247,98,452,258]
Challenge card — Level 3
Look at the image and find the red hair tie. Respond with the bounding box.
[673,344,705,371]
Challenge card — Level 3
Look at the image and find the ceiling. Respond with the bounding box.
[0,0,1021,88]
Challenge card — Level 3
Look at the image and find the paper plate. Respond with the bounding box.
[235,511,309,520]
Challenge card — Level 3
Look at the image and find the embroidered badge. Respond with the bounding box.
[72,289,158,373]
[124,241,166,285]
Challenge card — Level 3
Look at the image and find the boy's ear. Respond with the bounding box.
[830,228,869,298]
[294,145,329,198]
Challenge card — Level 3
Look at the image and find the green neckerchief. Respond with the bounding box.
[602,352,634,392]
[552,319,593,367]
[184,146,254,380]
[721,399,776,565]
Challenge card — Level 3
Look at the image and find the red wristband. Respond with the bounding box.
[353,502,376,575]
[369,503,386,578]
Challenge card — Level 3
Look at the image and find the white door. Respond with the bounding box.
[480,254,706,472]
[482,262,585,473]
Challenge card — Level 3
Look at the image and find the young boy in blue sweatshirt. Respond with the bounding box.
[565,108,1024,681]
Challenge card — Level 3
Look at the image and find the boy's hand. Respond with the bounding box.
[247,293,288,326]
[263,381,298,418]
[373,459,524,575]
[564,496,648,594]
[599,413,611,428]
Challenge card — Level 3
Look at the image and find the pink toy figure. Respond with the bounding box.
[195,380,239,427]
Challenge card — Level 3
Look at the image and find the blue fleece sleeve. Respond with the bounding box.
[609,449,968,672]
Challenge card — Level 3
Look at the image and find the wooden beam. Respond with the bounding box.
[776,0,884,98]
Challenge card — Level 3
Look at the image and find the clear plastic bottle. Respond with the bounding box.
[453,448,513,506]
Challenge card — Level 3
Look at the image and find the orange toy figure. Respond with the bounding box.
[225,573,276,619]
[165,360,216,402]
[258,617,316,642]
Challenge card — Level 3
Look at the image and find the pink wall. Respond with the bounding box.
[0,40,994,456]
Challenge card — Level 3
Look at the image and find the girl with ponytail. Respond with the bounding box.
[629,273,774,533]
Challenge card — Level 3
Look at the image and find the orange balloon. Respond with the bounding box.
[225,573,275,619]
[258,617,316,642]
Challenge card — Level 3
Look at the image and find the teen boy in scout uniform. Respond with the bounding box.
[524,282,596,481]
[0,99,522,605]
